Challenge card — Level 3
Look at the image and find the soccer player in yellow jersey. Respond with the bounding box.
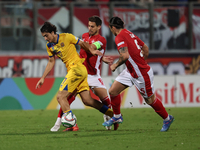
[36,22,113,128]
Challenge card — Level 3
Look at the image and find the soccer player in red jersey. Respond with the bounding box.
[51,16,114,132]
[102,17,174,132]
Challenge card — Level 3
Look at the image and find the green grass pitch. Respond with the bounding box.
[0,107,199,150]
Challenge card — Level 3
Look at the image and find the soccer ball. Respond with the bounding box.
[61,112,77,128]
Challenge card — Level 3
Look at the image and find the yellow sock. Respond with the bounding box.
[105,108,113,118]
[63,110,71,114]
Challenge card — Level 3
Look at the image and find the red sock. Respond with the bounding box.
[110,94,121,114]
[57,94,76,118]
[150,97,168,119]
[57,107,63,118]
[101,96,111,108]
[68,94,76,105]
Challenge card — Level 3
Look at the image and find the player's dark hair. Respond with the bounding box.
[109,17,124,29]
[40,22,57,34]
[88,16,102,26]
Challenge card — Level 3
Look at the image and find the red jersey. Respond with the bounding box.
[115,29,150,78]
[80,33,107,75]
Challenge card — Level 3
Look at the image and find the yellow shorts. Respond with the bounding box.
[59,63,89,93]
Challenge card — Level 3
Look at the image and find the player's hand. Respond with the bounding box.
[35,78,44,89]
[102,56,113,64]
[110,63,117,72]
[90,49,103,56]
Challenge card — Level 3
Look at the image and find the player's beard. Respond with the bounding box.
[89,30,97,36]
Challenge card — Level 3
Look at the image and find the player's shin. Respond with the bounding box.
[149,97,168,119]
[57,93,76,118]
[101,96,111,108]
[110,94,121,115]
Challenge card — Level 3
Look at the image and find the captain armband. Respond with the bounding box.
[93,41,101,50]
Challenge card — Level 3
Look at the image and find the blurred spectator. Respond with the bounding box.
[107,0,153,8]
[92,0,109,7]
[75,0,90,7]
[76,0,89,4]
[41,0,55,7]
[20,0,33,9]
[94,0,108,1]
[129,0,153,3]
[129,0,153,8]
[53,0,74,7]
[76,0,89,2]
[184,64,192,75]
[0,0,20,1]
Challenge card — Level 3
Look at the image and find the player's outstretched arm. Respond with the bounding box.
[78,40,102,56]
[110,47,129,72]
[141,44,149,60]
[36,56,55,89]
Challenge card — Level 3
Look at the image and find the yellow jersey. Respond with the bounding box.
[46,33,85,71]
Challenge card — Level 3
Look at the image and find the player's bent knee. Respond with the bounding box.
[57,94,62,103]
[109,90,118,96]
[144,94,155,105]
[81,99,91,106]
[57,91,69,103]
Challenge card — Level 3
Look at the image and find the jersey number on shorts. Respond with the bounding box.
[140,88,145,94]
[98,78,104,85]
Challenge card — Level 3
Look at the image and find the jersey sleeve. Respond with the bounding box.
[46,44,54,57]
[115,35,127,51]
[67,33,80,45]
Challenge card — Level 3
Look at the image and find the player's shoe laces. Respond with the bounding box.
[103,115,112,130]
[50,124,61,132]
[102,116,123,127]
[63,124,79,132]
[160,115,174,132]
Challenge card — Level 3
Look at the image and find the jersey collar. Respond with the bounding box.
[56,34,59,44]
[89,33,99,38]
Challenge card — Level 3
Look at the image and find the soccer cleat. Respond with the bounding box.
[50,124,61,132]
[102,116,123,127]
[103,114,112,130]
[114,114,123,130]
[160,115,174,132]
[63,124,79,132]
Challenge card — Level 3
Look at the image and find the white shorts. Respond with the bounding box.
[115,68,155,98]
[87,74,107,90]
